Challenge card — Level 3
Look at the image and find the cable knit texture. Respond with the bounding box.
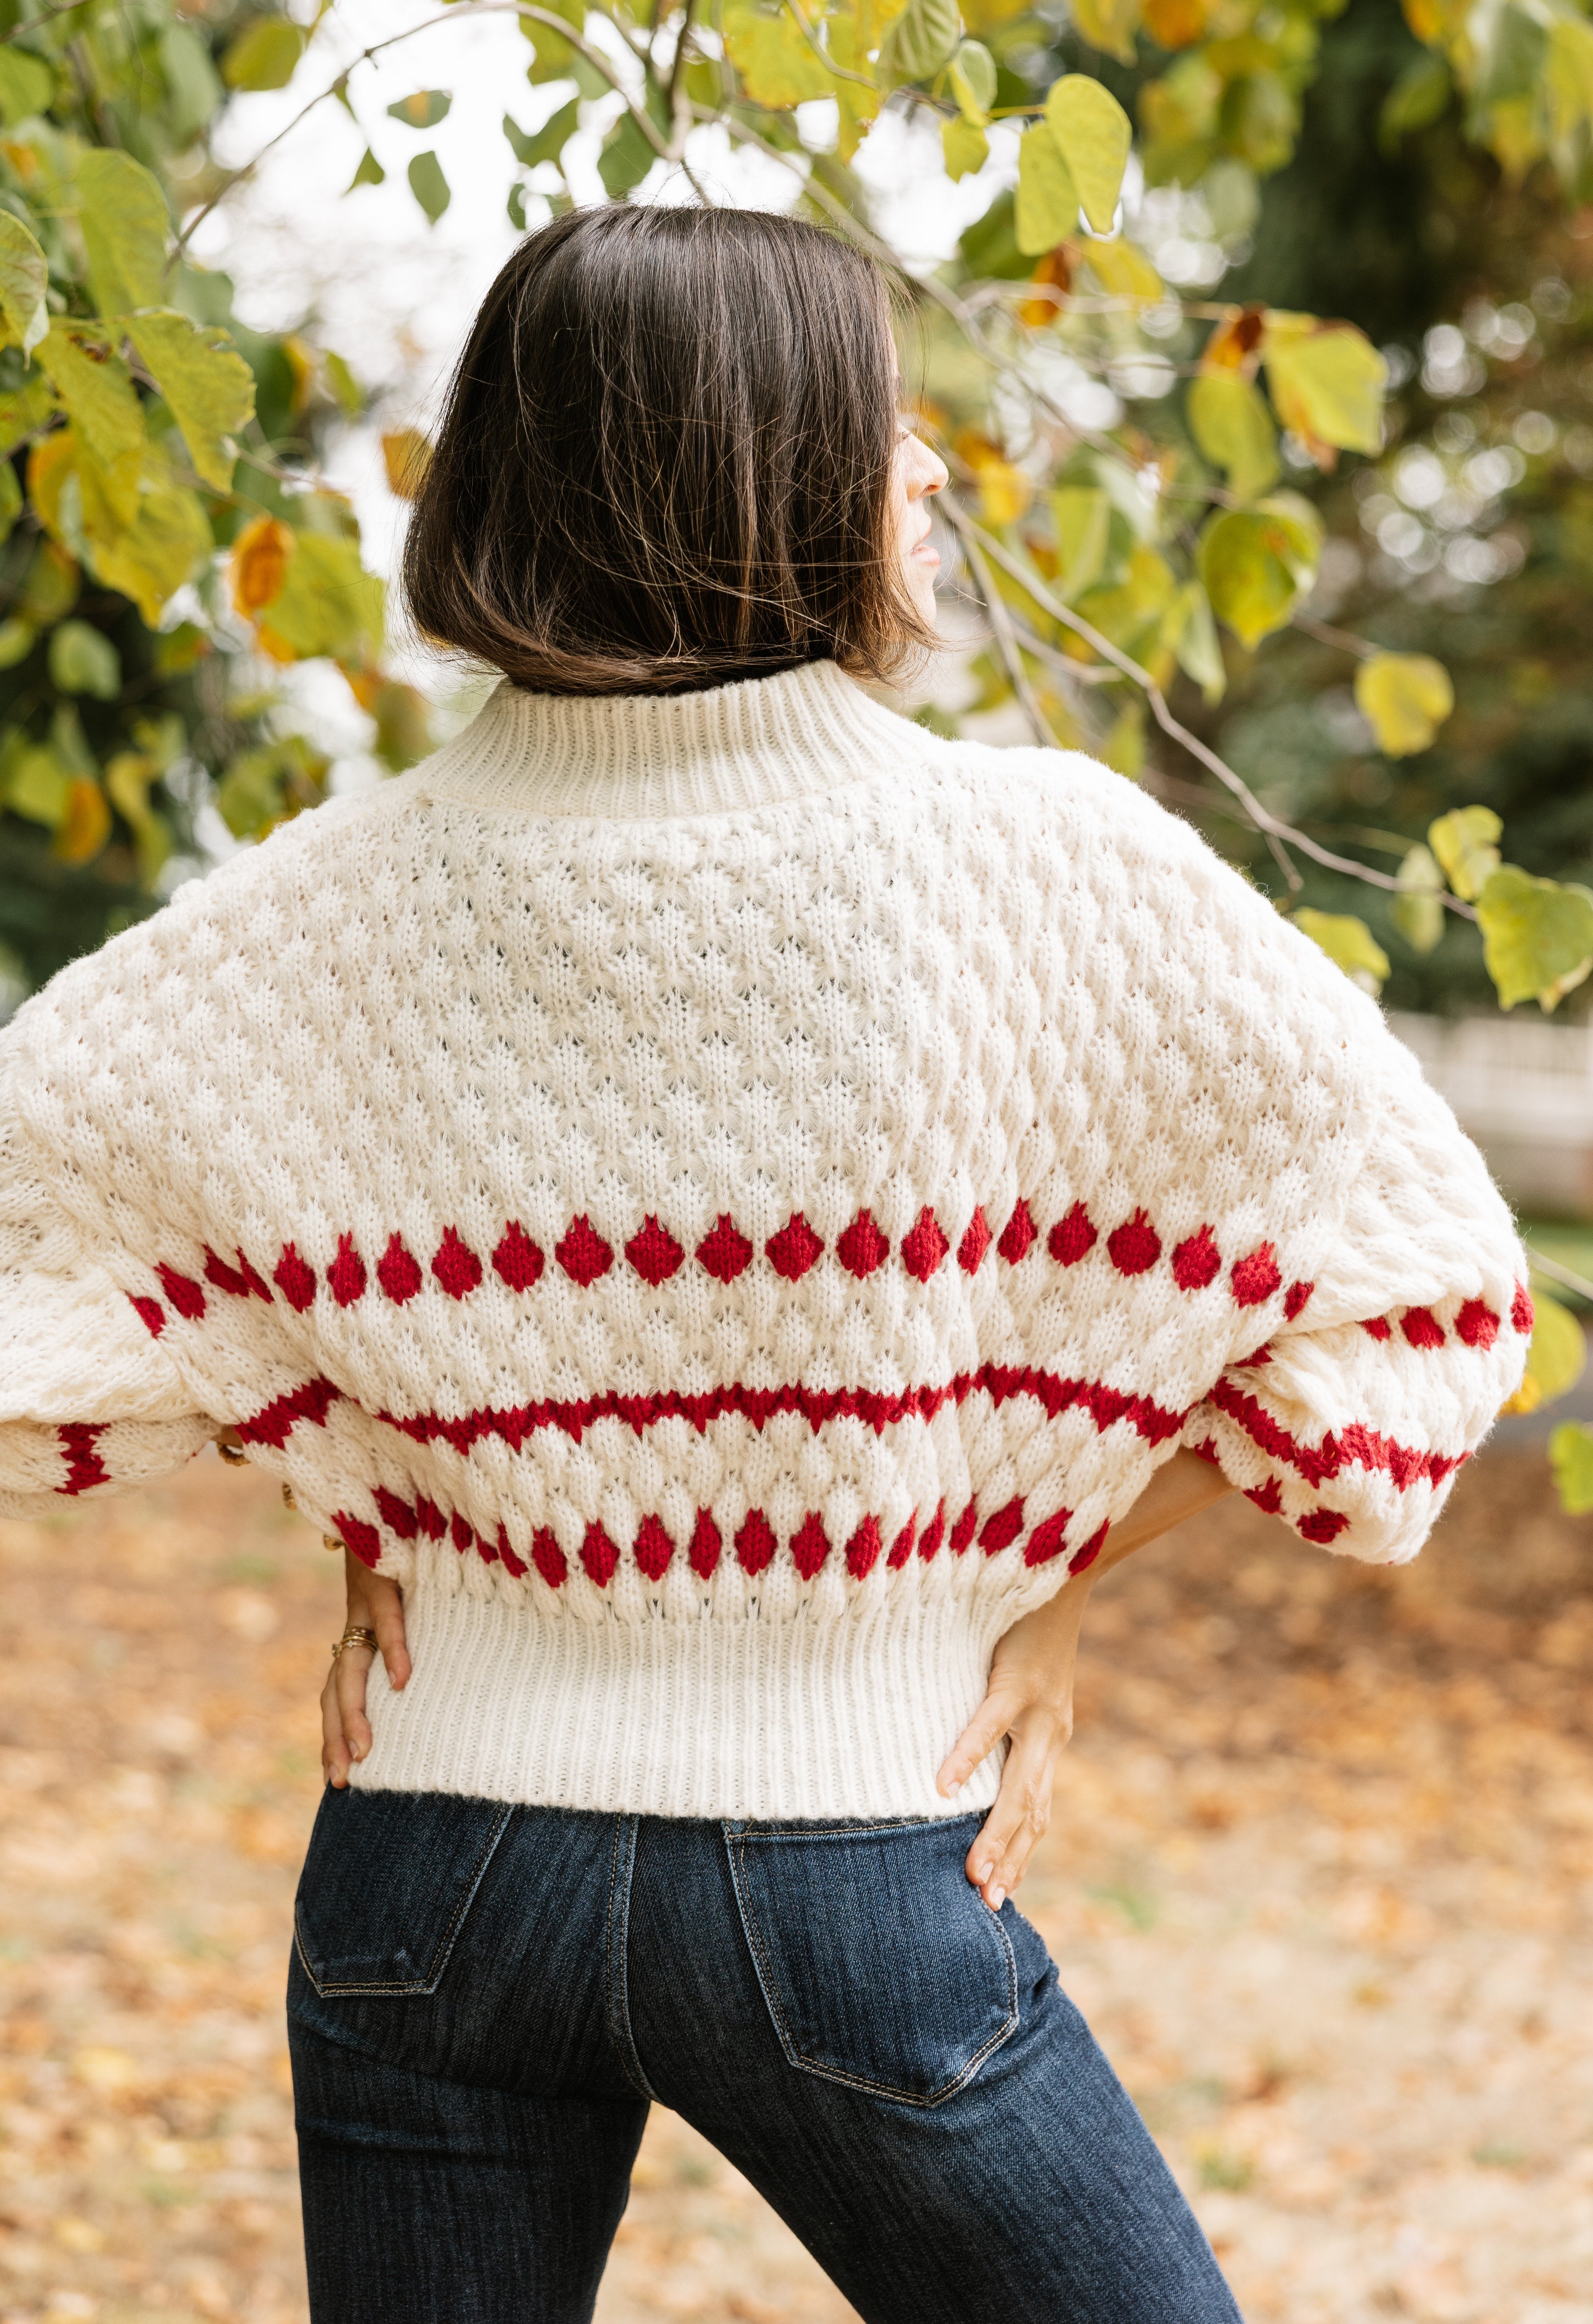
[0,663,1528,1816]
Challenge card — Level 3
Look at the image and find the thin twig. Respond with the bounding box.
[949,502,1480,917]
[956,532,1059,748]
[780,0,879,90]
[1526,1249,1593,1304]
[1293,612,1379,659]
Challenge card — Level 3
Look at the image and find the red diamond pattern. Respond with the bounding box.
[836,1209,890,1279]
[766,1211,824,1281]
[901,1206,950,1283]
[626,1215,685,1287]
[697,1213,753,1283]
[556,1215,614,1287]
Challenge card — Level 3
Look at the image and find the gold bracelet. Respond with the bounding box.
[330,1626,378,1661]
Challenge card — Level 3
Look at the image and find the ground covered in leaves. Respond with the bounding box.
[1,1446,1590,2324]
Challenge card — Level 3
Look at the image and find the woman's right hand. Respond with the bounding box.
[321,1550,410,1788]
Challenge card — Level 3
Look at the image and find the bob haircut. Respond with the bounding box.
[402,205,929,695]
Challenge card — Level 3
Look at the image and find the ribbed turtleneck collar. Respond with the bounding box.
[419,661,918,822]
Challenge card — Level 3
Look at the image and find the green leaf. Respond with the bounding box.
[505,98,580,169]
[1262,315,1386,457]
[1549,1421,1593,1515]
[257,531,385,667]
[77,148,169,318]
[1051,484,1110,600]
[599,110,657,198]
[1476,864,1593,1013]
[1165,579,1225,704]
[0,369,56,452]
[324,350,363,416]
[0,615,33,668]
[1508,1291,1586,1411]
[1069,0,1141,67]
[942,116,989,178]
[348,147,386,190]
[125,311,256,493]
[883,0,960,83]
[408,151,451,225]
[1187,370,1278,502]
[159,23,225,144]
[1196,496,1321,650]
[221,18,306,92]
[724,1,835,107]
[1428,804,1501,900]
[89,475,212,627]
[1044,75,1132,234]
[1015,125,1078,256]
[949,41,996,121]
[0,210,48,357]
[1380,51,1451,144]
[39,325,145,472]
[7,742,70,829]
[1291,908,1389,993]
[0,47,52,127]
[1355,652,1453,758]
[48,617,120,700]
[387,90,452,129]
[1391,842,1444,955]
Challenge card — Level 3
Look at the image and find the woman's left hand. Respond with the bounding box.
[936,1573,1093,1912]
[321,1550,410,1788]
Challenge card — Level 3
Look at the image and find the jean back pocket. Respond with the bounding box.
[294,1788,512,1998]
[724,1816,1018,2108]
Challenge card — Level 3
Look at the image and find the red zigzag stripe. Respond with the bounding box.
[1209,1376,1464,1494]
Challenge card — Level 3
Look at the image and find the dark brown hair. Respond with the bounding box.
[401,205,928,694]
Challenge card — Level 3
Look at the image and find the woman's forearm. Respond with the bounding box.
[1088,1446,1235,1580]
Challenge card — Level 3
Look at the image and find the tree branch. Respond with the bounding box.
[955,532,1059,748]
[945,501,1479,918]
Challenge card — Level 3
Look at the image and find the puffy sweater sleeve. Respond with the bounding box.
[0,1030,213,1515]
[1178,1041,1530,1564]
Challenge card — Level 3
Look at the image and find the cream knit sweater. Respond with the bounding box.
[0,664,1528,1816]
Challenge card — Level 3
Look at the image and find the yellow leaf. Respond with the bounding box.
[1069,0,1143,66]
[221,17,305,91]
[723,1,834,107]
[977,458,1032,526]
[1262,314,1386,459]
[1187,370,1278,500]
[1080,237,1164,307]
[231,513,295,617]
[1196,496,1321,649]
[1354,651,1453,758]
[942,116,989,178]
[882,0,960,81]
[1476,864,1593,1013]
[381,428,433,501]
[1291,908,1389,993]
[1427,804,1501,900]
[252,531,385,669]
[38,325,144,476]
[1052,484,1110,599]
[949,39,996,120]
[1502,1291,1585,1412]
[1142,0,1207,48]
[1392,842,1444,955]
[76,148,168,318]
[54,775,111,865]
[829,15,880,158]
[0,208,47,355]
[126,311,256,493]
[1016,125,1078,256]
[1549,1420,1593,1513]
[1045,75,1133,233]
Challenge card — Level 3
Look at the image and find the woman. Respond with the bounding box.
[0,207,1527,2321]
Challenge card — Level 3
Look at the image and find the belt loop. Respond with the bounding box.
[605,1813,661,2103]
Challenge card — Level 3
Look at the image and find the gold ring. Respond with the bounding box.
[330,1627,377,1661]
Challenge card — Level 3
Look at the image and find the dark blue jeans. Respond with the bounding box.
[288,1791,1242,2323]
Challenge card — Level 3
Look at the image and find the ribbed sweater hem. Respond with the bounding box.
[349,1577,1004,1821]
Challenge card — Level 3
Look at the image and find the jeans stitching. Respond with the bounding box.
[604,1815,661,2104]
[724,1829,1020,2110]
[295,1801,513,1999]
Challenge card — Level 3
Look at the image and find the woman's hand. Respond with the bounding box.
[321,1550,410,1788]
[937,1576,1093,1913]
[938,1449,1237,1911]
